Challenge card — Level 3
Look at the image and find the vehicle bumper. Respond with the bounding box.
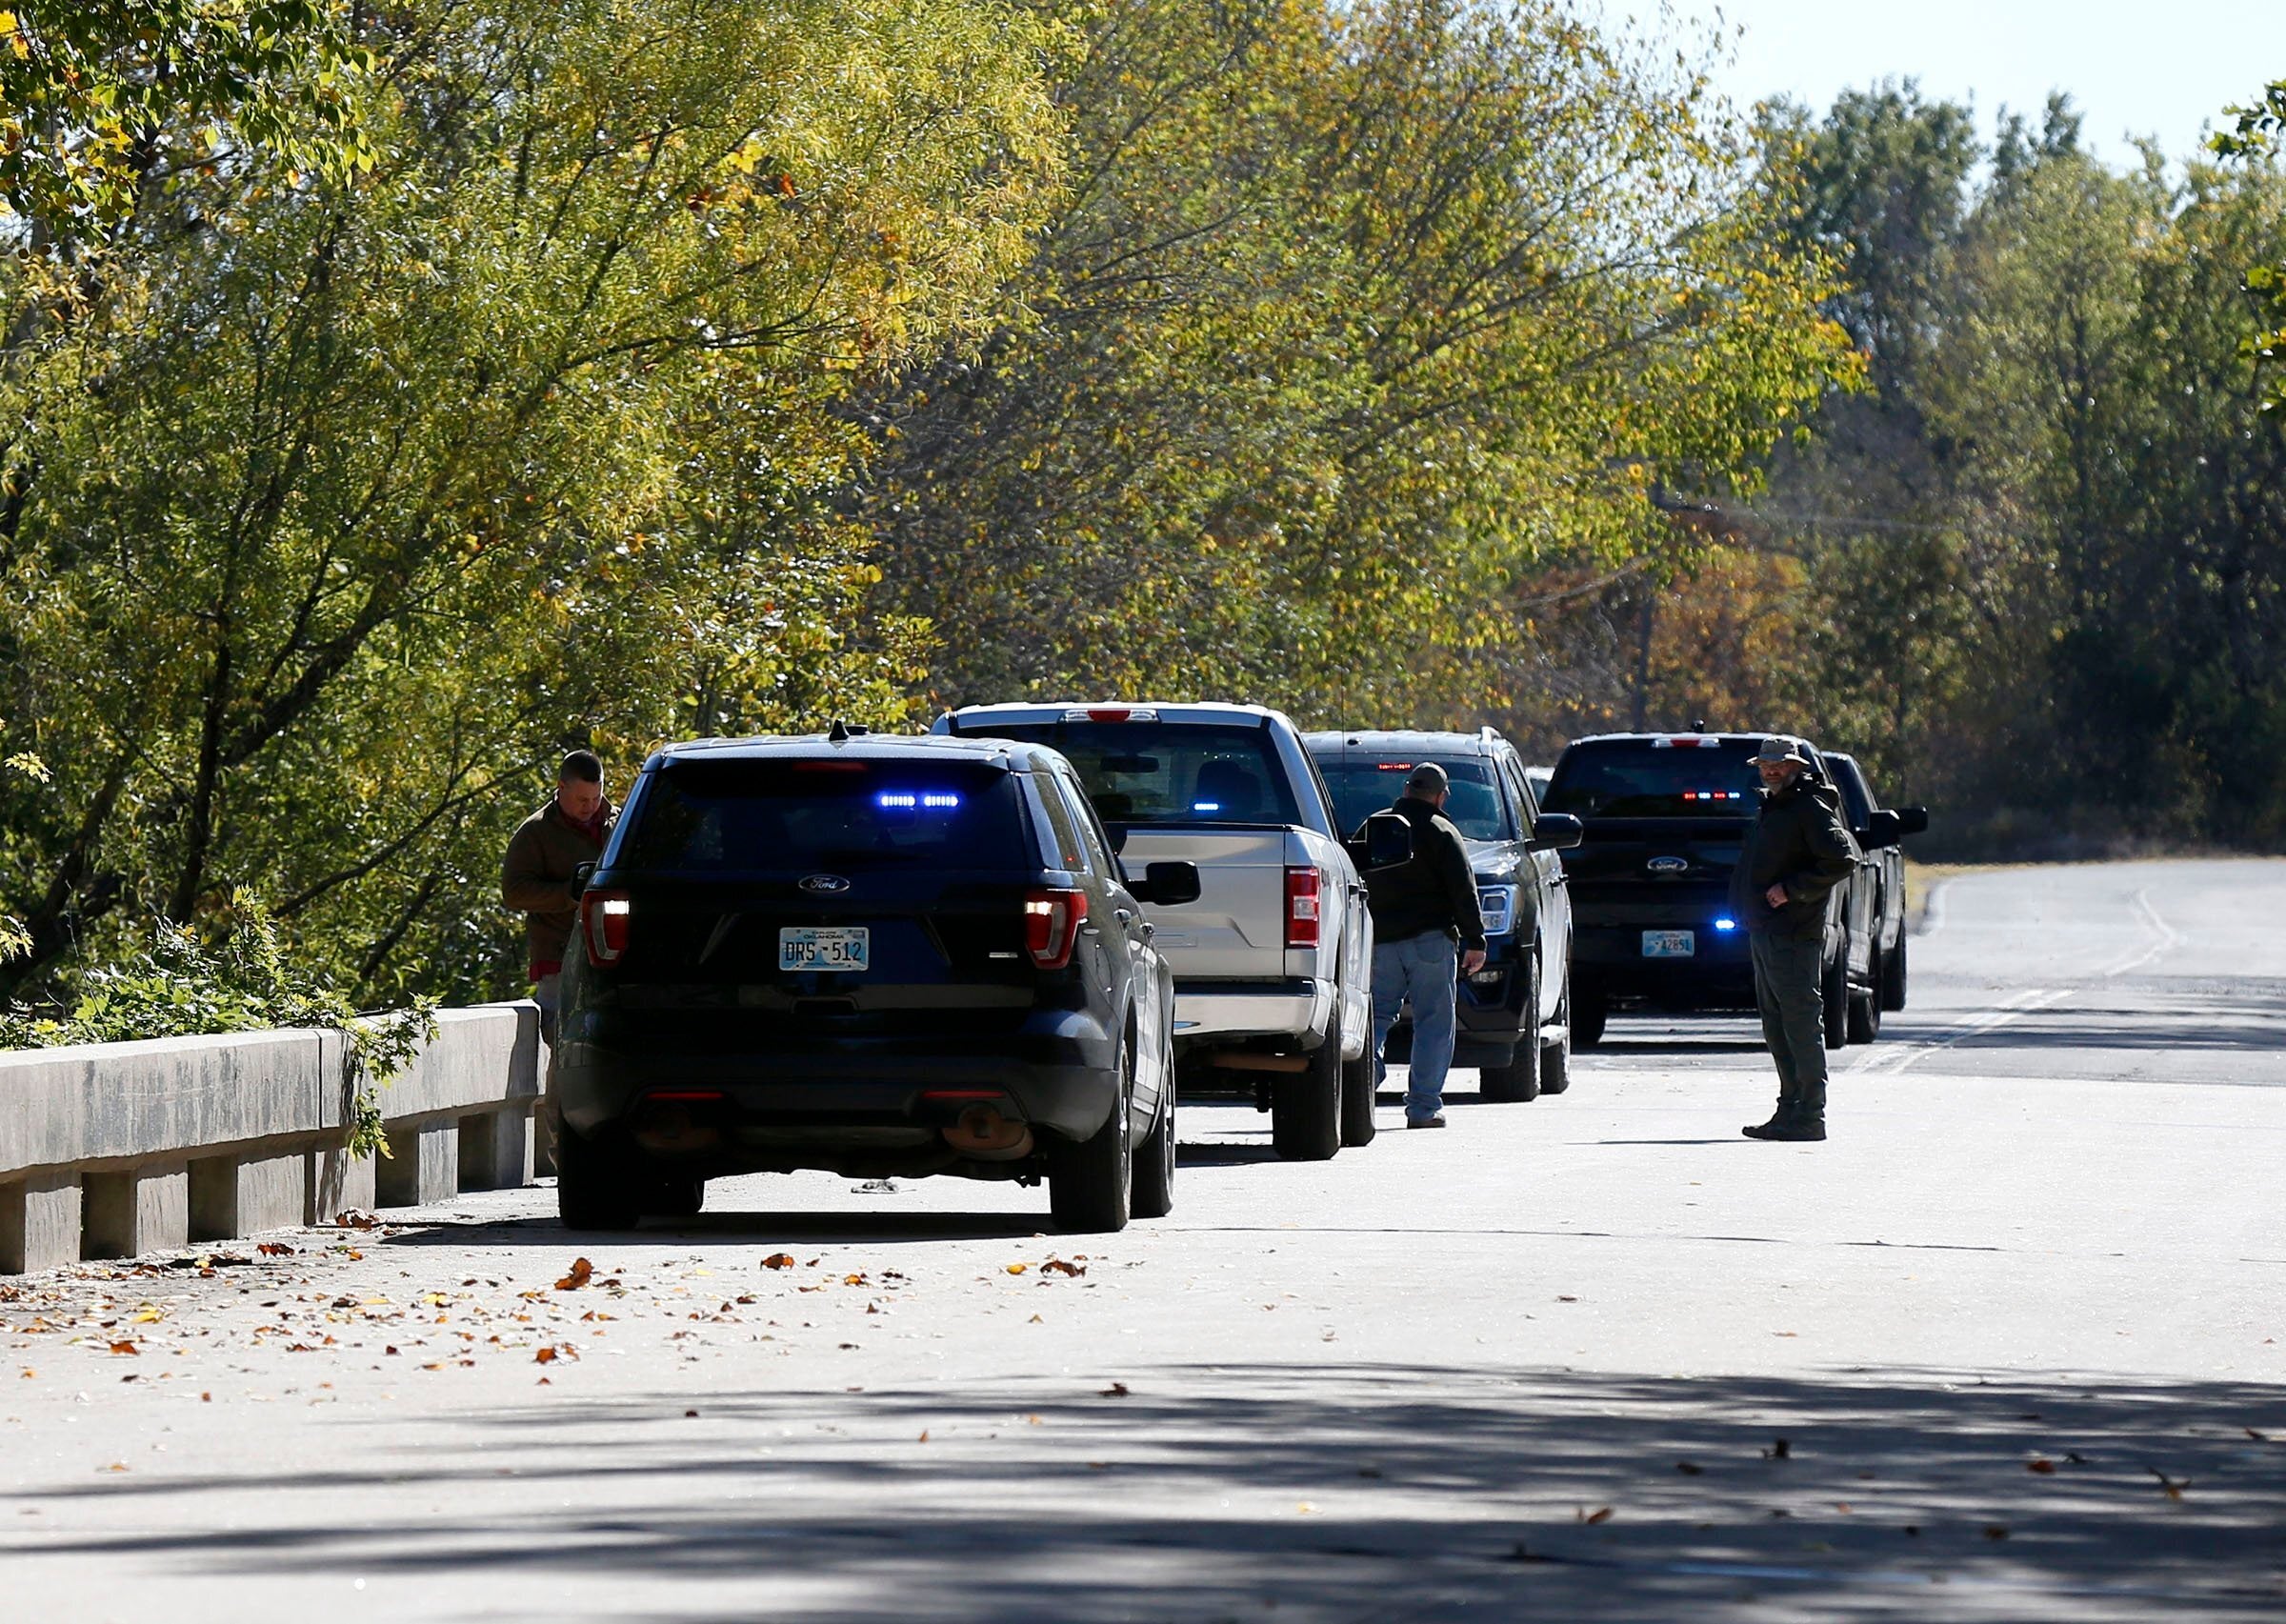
[552,1007,1121,1154]
[1574,921,1756,1007]
[1173,978,1335,1048]
[1377,934,1530,1066]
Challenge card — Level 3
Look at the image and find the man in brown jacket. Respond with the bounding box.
[503,749,614,1040]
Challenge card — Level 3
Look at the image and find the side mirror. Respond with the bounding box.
[1354,810,1414,871]
[1133,860,1203,907]
[1105,823,1130,855]
[1860,810,1901,851]
[1529,812,1584,852]
[1895,806,1929,836]
[573,860,597,890]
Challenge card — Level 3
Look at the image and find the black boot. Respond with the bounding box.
[1742,1100,1795,1140]
[1775,1082,1828,1141]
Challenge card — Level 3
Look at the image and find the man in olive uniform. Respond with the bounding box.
[503,749,614,1043]
[1366,762,1488,1130]
[1730,737,1857,1142]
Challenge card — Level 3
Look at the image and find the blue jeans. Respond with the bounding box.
[1373,931,1459,1121]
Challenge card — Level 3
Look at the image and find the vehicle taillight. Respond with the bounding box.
[582,890,632,967]
[1023,888,1088,969]
[1285,867,1321,949]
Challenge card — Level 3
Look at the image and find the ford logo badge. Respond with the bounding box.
[798,873,852,894]
[1646,855,1689,875]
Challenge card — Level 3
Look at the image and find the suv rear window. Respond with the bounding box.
[617,758,1030,872]
[953,721,1302,829]
[1319,755,1511,841]
[1542,740,1760,819]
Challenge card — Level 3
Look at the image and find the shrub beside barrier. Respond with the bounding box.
[0,1003,545,1274]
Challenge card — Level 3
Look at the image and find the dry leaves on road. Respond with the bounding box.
[554,1258,595,1291]
[1100,1381,1131,1398]
[1576,1506,1614,1524]
[761,1253,796,1270]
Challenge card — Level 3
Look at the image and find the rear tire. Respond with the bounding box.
[1822,950,1849,1050]
[1880,931,1909,1012]
[1051,1041,1133,1233]
[1538,957,1574,1095]
[648,1174,705,1218]
[1573,983,1609,1048]
[1273,1032,1342,1161]
[1339,1031,1377,1148]
[556,1126,642,1232]
[1131,1051,1176,1220]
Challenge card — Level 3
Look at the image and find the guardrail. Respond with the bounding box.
[0,1003,547,1274]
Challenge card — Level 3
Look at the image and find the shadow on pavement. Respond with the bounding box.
[13,1361,2282,1620]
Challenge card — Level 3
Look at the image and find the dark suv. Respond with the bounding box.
[1822,752,1929,1020]
[1543,732,1900,1047]
[551,732,1201,1233]
[1305,728,1583,1100]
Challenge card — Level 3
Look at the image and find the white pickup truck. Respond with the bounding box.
[933,702,1402,1159]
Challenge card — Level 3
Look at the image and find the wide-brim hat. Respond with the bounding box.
[1752,736,1812,767]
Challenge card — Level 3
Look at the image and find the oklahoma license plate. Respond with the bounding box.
[1642,930,1695,958]
[779,927,870,972]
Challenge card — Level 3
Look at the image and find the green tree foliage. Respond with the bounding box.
[855,0,1855,723]
[0,0,1062,1005]
[0,1,373,245]
[1619,87,2286,851]
[2212,78,2286,414]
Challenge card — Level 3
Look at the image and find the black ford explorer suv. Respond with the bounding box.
[1543,732,1906,1047]
[551,731,1202,1234]
[1306,729,1583,1100]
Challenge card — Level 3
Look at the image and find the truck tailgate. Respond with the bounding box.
[1119,828,1289,979]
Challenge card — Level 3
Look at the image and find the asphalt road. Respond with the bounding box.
[4,859,2282,1621]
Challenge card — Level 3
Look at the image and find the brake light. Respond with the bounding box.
[582,890,631,967]
[1285,867,1321,948]
[1062,706,1159,723]
[1023,888,1088,969]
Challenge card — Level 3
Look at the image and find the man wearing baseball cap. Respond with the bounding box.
[1363,761,1488,1129]
[1729,736,1858,1141]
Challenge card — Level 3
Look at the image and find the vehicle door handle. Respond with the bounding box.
[1114,909,1135,927]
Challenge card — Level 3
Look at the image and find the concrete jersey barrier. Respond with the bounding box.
[0,1003,546,1274]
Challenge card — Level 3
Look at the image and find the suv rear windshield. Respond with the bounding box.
[1319,756,1511,841]
[617,758,1030,872]
[952,721,1302,829]
[1542,739,1761,819]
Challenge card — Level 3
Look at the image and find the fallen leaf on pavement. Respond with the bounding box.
[1983,1525,2009,1540]
[2247,1427,2272,1443]
[1043,1259,1085,1277]
[1764,1438,1791,1460]
[918,1430,930,1443]
[257,1243,295,1257]
[107,1340,136,1356]
[554,1258,595,1291]
[1674,1461,1703,1475]
[534,1347,557,1364]
[333,1210,381,1230]
[2150,1468,2190,1500]
[761,1253,795,1270]
[1005,1264,1028,1275]
[1577,1506,1614,1524]
[2027,1458,2056,1474]
[1100,1382,1131,1398]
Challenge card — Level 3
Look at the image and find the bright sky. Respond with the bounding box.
[1655,0,2286,166]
